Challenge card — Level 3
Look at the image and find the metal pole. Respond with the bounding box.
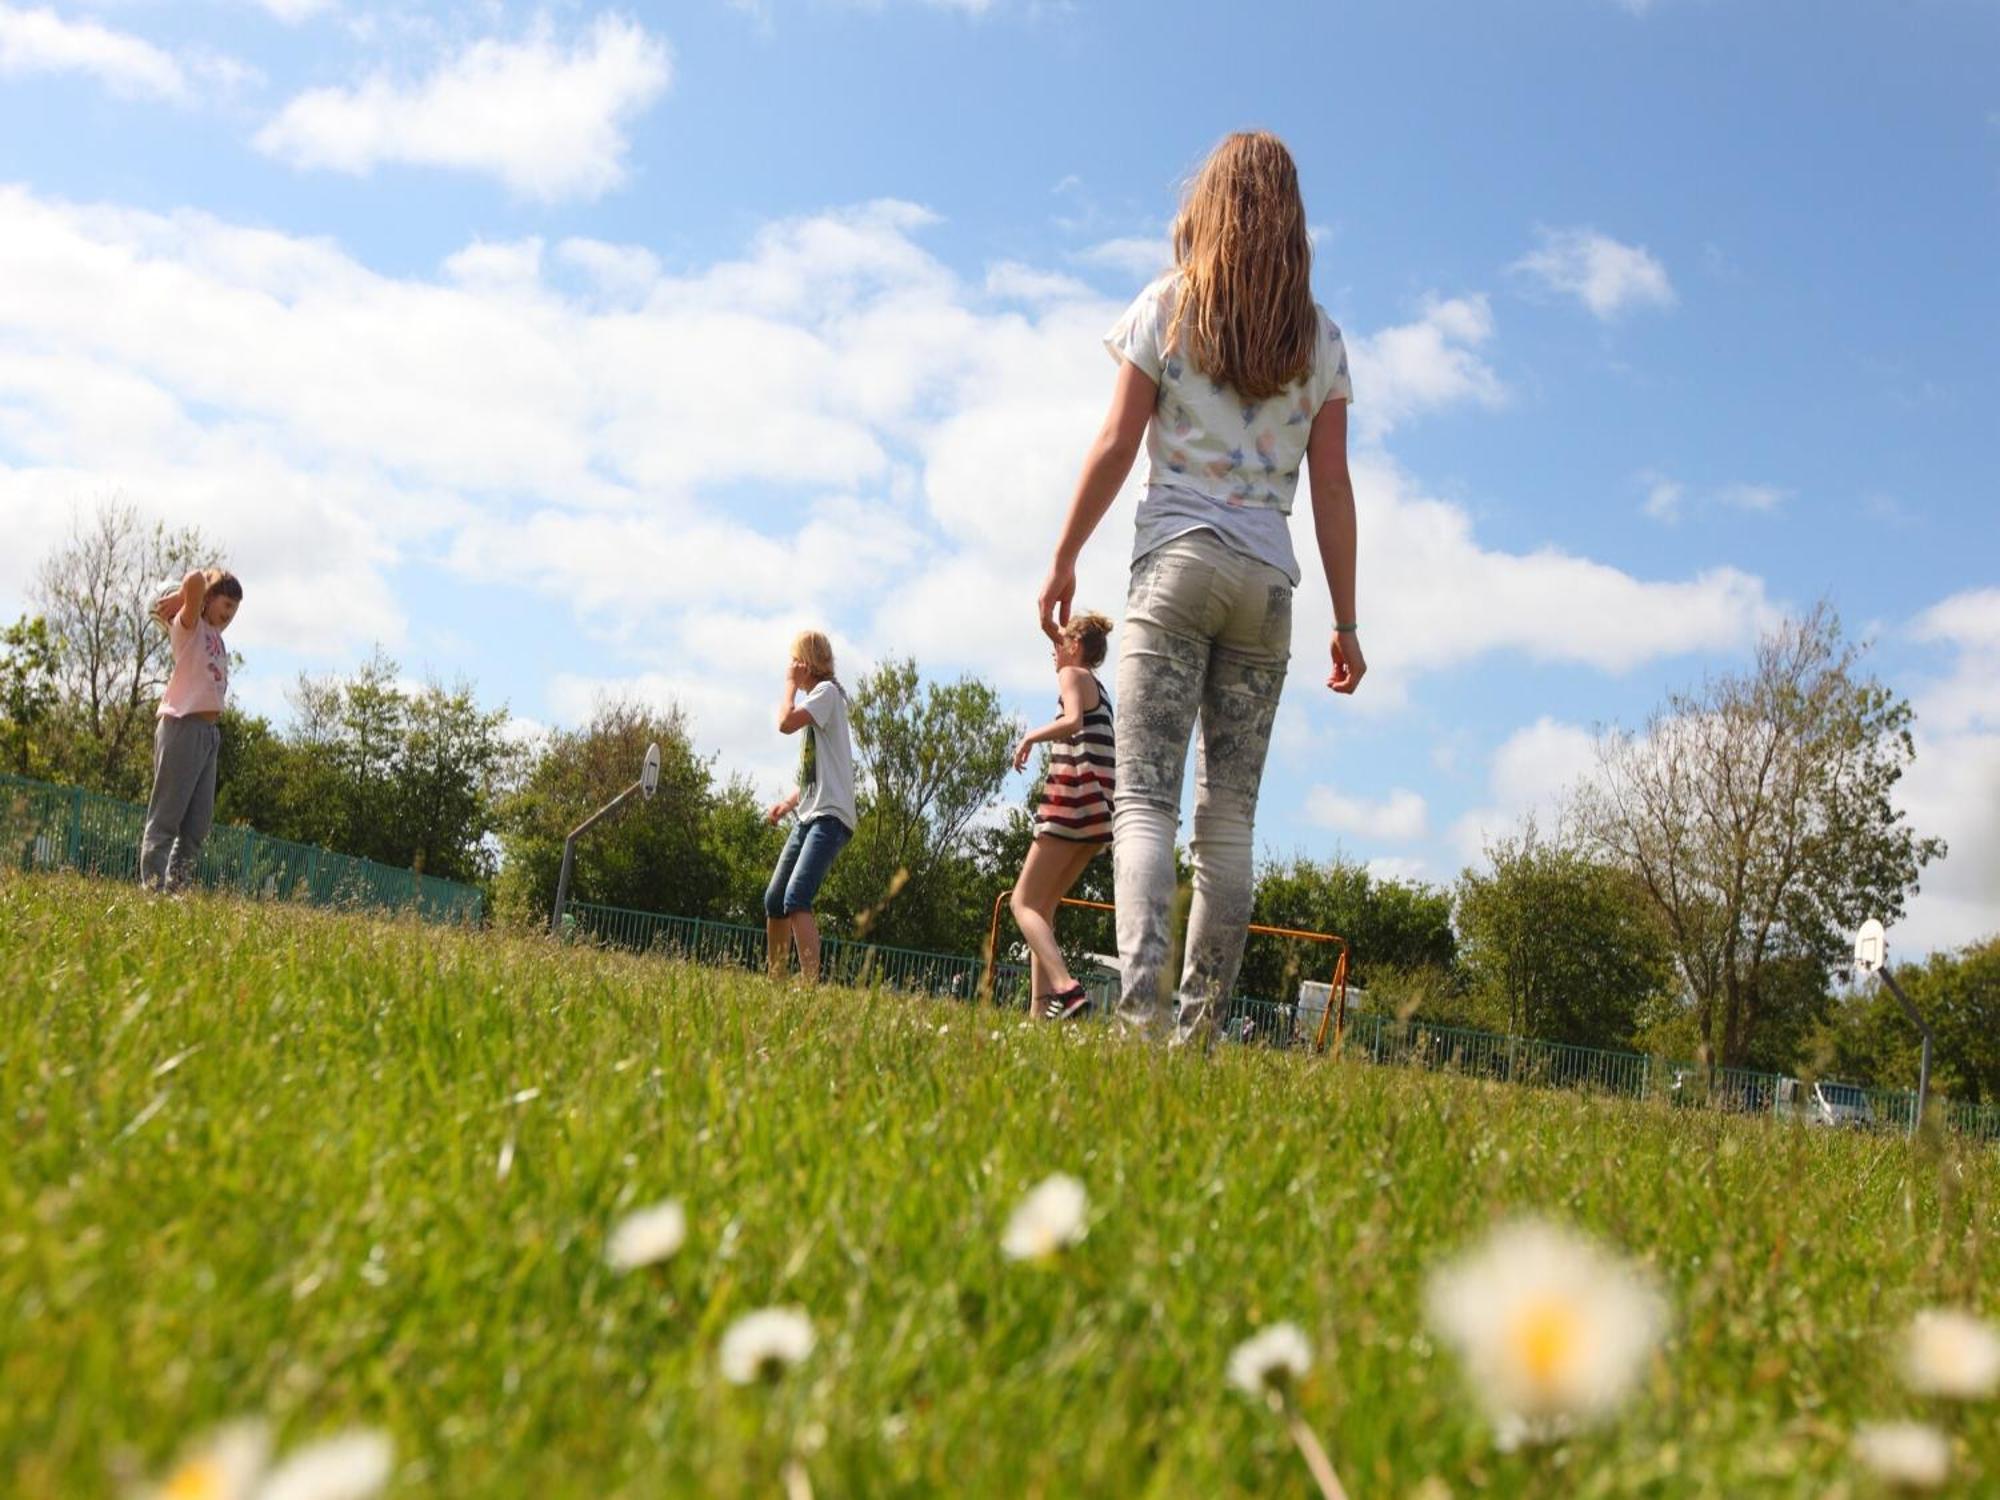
[1878,966,1933,1138]
[549,779,641,937]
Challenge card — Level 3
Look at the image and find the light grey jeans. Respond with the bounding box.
[140,714,220,891]
[1112,530,1291,1039]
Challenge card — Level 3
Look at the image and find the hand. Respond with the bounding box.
[154,592,182,624]
[786,660,812,691]
[1012,735,1036,773]
[765,799,790,826]
[1327,631,1366,695]
[1037,559,1075,643]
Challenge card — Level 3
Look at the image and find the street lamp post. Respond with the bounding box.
[550,742,662,937]
[1854,917,1933,1138]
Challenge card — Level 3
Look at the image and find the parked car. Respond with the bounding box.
[1807,1080,1877,1129]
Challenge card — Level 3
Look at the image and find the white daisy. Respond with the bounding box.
[1227,1322,1313,1401]
[720,1306,816,1385]
[1000,1173,1088,1263]
[1900,1307,2000,1400]
[142,1421,271,1500]
[606,1198,687,1272]
[1853,1421,1951,1491]
[1424,1219,1665,1441]
[254,1431,393,1500]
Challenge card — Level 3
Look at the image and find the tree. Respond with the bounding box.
[266,652,520,883]
[495,701,767,927]
[1580,605,1944,1071]
[1241,854,1457,1001]
[0,616,60,777]
[397,680,520,881]
[213,707,294,831]
[33,501,212,796]
[828,659,1020,952]
[1455,821,1677,1050]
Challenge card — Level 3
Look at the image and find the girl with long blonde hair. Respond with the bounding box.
[1037,131,1365,1040]
[764,629,855,984]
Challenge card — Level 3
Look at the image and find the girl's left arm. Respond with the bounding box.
[1038,360,1157,639]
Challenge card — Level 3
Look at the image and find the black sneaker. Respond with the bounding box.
[1046,983,1092,1021]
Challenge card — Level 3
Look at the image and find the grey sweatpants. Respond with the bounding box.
[140,714,220,891]
[1112,530,1292,1040]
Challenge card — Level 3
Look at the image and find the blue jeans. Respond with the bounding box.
[764,816,853,919]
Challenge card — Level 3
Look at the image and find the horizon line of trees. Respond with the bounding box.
[3,502,1990,1103]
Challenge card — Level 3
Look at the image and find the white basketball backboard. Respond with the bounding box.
[1853,918,1886,975]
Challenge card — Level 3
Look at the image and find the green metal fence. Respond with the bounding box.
[569,897,2000,1141]
[0,772,483,923]
[567,900,1099,1010]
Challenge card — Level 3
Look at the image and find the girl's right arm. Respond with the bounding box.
[1012,667,1092,771]
[1038,360,1158,639]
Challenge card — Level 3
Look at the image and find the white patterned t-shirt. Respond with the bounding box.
[1105,274,1354,583]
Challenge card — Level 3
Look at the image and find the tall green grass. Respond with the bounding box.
[2,874,1993,1497]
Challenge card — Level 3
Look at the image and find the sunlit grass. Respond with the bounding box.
[2,873,1994,1497]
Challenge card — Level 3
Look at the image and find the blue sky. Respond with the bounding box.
[0,0,1995,952]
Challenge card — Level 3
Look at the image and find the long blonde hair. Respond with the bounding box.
[1167,131,1318,401]
[790,629,842,692]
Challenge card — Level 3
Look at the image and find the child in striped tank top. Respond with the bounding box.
[1007,610,1115,1019]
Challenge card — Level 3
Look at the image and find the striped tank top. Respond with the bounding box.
[1034,674,1114,844]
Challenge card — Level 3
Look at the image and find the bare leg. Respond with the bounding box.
[1012,837,1095,1007]
[793,911,821,985]
[767,918,790,979]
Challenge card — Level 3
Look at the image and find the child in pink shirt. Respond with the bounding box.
[140,568,243,891]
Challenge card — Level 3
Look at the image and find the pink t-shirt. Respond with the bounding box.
[159,616,229,718]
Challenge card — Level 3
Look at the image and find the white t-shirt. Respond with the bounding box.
[1105,274,1354,583]
[794,680,856,831]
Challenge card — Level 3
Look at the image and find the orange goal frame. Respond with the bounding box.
[984,890,1351,1053]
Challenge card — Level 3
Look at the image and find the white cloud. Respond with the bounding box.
[1073,235,1169,283]
[1365,855,1430,885]
[1639,472,1790,523]
[0,183,1779,800]
[1641,472,1684,521]
[1714,481,1788,513]
[1450,717,1600,862]
[255,14,671,201]
[1306,786,1429,842]
[0,3,189,100]
[1896,588,2000,953]
[1512,227,1674,320]
[1346,295,1504,440]
[249,0,334,21]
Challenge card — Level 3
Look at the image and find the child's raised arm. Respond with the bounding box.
[160,570,208,631]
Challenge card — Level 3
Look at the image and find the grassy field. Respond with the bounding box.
[2,873,1995,1498]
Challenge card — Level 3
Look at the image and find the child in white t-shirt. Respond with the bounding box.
[764,629,856,983]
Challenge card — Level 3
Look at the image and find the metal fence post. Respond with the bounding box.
[67,785,85,869]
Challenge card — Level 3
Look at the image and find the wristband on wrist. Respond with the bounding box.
[1334,622,1359,633]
